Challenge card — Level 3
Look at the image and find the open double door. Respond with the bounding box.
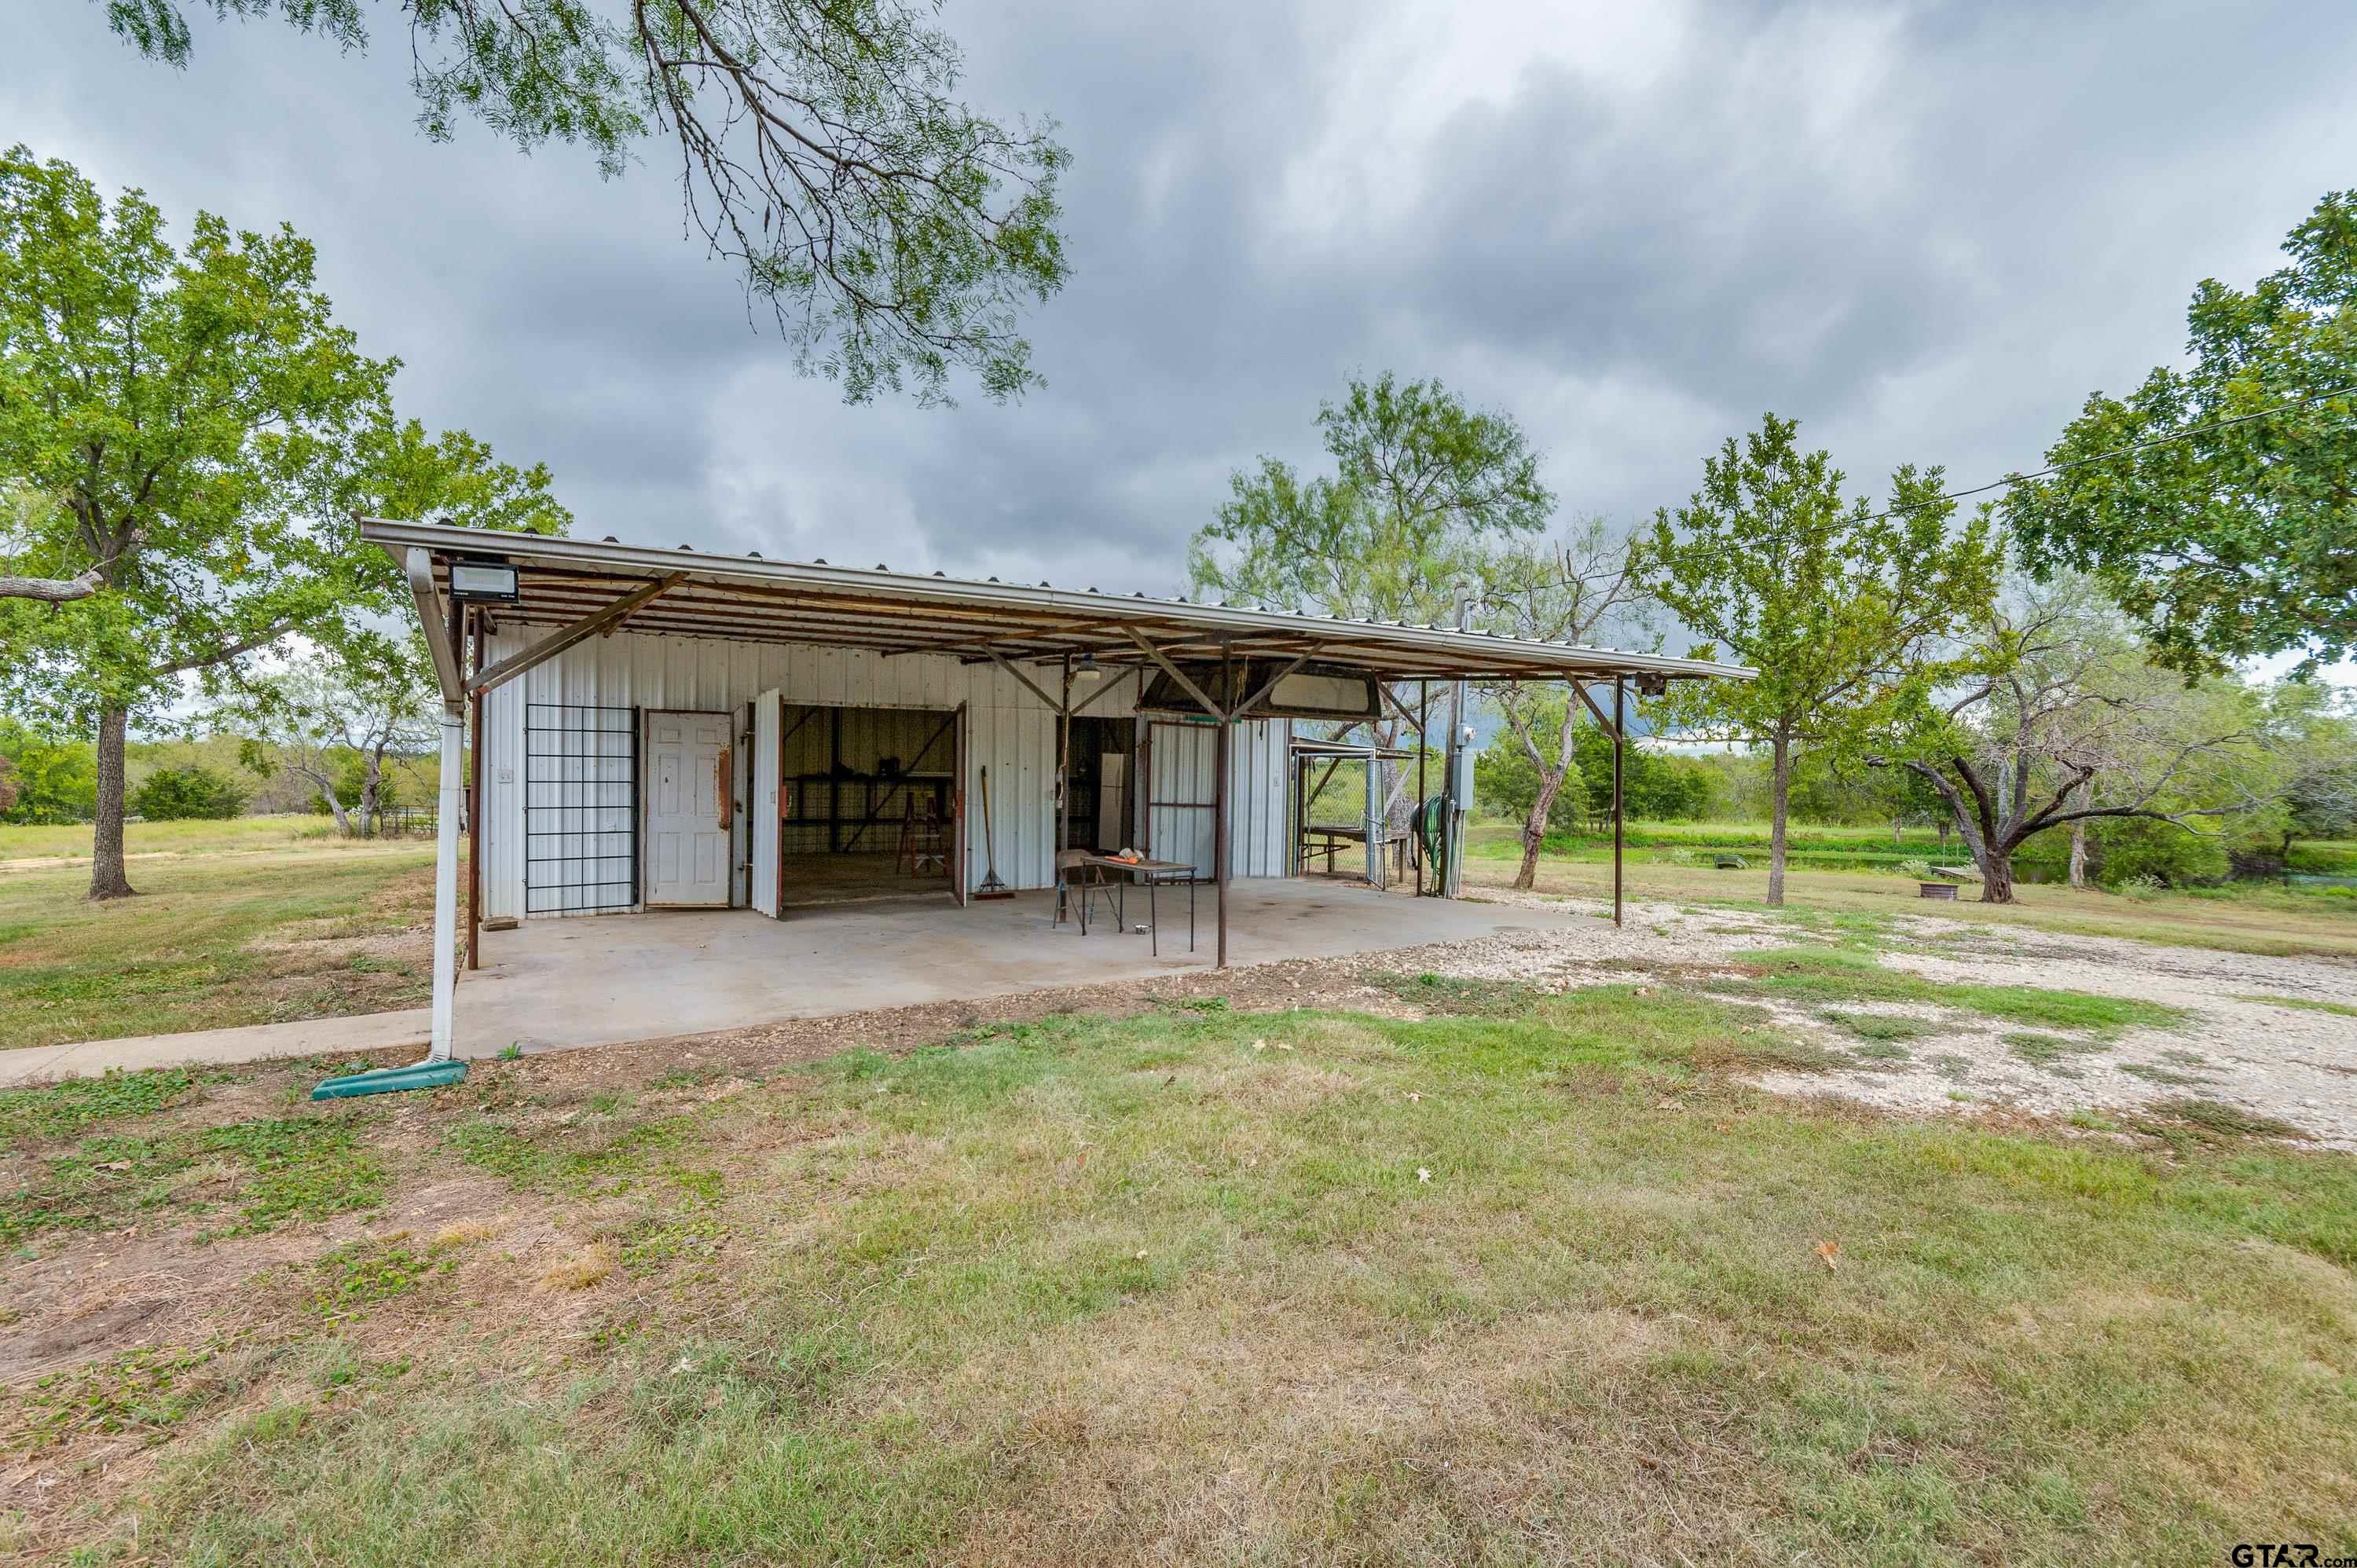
[749,691,965,917]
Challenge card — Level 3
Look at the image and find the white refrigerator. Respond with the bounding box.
[1096,753,1128,852]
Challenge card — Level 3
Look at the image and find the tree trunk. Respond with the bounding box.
[89,705,137,901]
[2066,779,2089,888]
[1514,774,1563,892]
[1981,851,2018,905]
[1767,734,1791,908]
[358,749,385,837]
[315,777,355,838]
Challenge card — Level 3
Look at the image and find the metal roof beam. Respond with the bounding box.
[406,548,464,711]
[469,573,684,697]
[496,598,970,649]
[1572,679,1623,740]
[1127,628,1227,720]
[979,646,1068,716]
[1065,663,1142,718]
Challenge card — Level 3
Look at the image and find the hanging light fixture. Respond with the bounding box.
[1072,651,1104,683]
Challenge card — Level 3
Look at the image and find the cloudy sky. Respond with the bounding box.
[12,0,2357,607]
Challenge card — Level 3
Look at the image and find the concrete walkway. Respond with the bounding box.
[2,879,1600,1086]
[2,1009,431,1089]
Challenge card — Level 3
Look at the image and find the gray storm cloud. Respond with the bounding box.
[8,0,2355,598]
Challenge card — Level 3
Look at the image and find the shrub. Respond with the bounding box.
[2091,816,2230,888]
[0,720,97,823]
[130,766,249,821]
[1474,730,1716,828]
[1473,746,1585,833]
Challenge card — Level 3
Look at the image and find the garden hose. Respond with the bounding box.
[1414,793,1449,866]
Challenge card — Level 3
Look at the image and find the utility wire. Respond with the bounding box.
[1871,382,2357,522]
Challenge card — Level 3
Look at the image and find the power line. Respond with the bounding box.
[1871,383,2357,522]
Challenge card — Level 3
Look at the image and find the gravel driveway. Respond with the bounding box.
[1376,891,2357,1150]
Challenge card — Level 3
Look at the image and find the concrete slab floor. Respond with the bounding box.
[0,878,1605,1084]
[452,877,1598,1057]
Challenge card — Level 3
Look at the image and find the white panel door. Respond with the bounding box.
[750,691,783,918]
[645,711,731,907]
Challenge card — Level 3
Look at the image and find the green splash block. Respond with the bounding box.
[310,1059,470,1101]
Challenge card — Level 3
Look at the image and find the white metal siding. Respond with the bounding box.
[478,629,1292,918]
[1228,716,1291,878]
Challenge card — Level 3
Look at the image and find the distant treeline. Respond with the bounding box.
[0,721,441,825]
[1472,740,2349,890]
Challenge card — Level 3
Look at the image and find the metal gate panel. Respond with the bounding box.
[1147,720,1217,878]
[524,702,638,914]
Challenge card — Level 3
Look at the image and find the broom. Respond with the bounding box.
[973,764,1014,899]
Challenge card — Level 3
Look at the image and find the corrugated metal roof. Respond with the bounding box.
[365,518,1755,686]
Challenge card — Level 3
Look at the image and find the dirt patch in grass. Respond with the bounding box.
[1359,970,1542,1017]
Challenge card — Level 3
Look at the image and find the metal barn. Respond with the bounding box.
[366,518,1752,1064]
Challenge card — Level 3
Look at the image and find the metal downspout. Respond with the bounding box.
[428,705,464,1063]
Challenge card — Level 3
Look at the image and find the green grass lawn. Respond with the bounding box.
[2,976,2350,1563]
[1466,826,2357,959]
[0,834,438,1050]
[1469,819,2357,877]
[0,813,375,863]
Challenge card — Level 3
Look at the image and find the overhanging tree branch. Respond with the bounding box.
[0,564,107,603]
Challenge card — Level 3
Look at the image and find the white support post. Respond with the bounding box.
[1363,742,1381,888]
[427,705,464,1064]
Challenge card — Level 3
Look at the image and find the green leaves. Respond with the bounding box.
[1190,372,1552,625]
[0,149,573,719]
[101,2,366,68]
[0,147,570,892]
[1641,414,2003,755]
[1637,414,2003,903]
[0,145,397,726]
[2005,189,2357,673]
[100,0,1072,405]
